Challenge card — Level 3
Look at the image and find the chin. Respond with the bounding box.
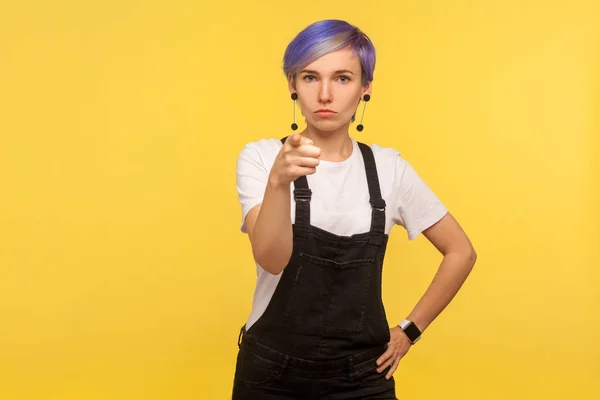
[309,119,348,132]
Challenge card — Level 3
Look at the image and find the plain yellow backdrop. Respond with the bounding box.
[0,0,598,399]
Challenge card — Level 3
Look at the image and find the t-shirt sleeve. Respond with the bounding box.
[392,153,448,240]
[236,143,270,233]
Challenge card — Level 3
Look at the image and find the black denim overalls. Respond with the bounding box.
[232,137,396,399]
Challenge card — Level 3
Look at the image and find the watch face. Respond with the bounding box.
[403,322,421,342]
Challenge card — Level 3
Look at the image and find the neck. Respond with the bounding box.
[301,122,354,162]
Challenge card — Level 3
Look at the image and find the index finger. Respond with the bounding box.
[376,345,394,366]
[286,133,302,147]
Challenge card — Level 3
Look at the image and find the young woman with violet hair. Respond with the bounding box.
[232,19,477,399]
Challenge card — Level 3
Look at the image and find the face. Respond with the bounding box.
[289,47,371,132]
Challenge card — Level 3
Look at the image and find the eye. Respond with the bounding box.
[338,76,351,83]
[303,75,316,82]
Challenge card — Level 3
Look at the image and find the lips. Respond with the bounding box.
[315,109,337,117]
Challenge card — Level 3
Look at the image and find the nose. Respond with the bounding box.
[318,81,332,104]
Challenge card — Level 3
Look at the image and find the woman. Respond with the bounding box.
[233,19,477,399]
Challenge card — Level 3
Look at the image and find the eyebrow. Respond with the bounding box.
[299,69,355,75]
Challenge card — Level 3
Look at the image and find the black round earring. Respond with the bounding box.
[356,94,370,132]
[291,93,298,130]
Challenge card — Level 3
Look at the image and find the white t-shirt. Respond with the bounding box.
[236,137,448,329]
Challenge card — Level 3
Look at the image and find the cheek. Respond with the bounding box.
[297,99,310,115]
[341,89,362,110]
[341,97,360,115]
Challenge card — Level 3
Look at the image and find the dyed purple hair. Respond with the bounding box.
[283,20,376,86]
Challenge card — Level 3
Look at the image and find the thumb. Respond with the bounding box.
[300,136,313,146]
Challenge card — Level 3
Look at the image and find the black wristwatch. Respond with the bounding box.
[399,319,422,344]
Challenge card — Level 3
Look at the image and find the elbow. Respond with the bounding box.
[467,247,477,268]
[443,243,477,265]
[257,259,285,275]
[253,249,288,276]
[250,232,293,276]
[447,246,477,270]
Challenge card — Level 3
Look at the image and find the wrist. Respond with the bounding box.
[398,319,422,344]
[268,174,290,191]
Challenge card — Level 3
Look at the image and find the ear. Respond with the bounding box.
[287,74,297,95]
[362,81,372,98]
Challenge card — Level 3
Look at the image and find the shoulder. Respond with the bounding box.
[368,142,401,160]
[239,137,284,156]
[236,137,284,170]
[357,140,406,171]
[240,137,285,153]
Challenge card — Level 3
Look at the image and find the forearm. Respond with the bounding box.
[406,250,477,332]
[251,178,293,275]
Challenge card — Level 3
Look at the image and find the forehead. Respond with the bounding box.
[302,47,361,73]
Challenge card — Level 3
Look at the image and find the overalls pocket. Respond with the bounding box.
[284,251,374,334]
[236,347,284,386]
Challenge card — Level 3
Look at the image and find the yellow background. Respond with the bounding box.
[1,0,598,399]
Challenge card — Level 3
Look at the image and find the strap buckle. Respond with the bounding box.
[293,188,312,201]
[369,198,386,211]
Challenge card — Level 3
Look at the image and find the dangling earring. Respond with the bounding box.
[356,94,370,132]
[291,93,298,130]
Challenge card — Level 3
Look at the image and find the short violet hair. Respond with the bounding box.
[283,20,376,86]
